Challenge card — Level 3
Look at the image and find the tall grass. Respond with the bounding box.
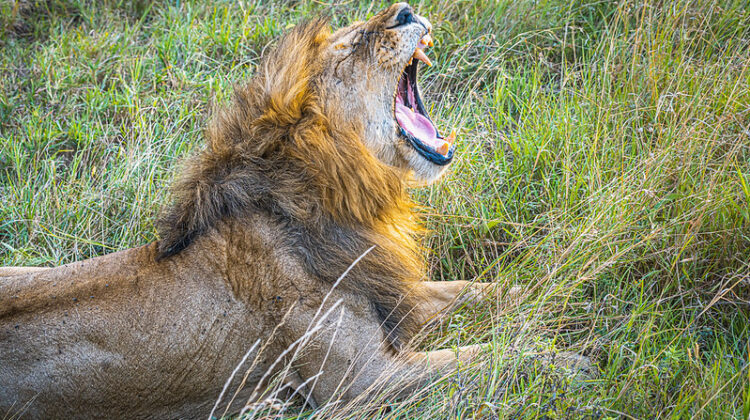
[1,0,748,418]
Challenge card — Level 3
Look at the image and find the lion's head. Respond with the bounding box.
[160,2,455,252]
[317,2,455,183]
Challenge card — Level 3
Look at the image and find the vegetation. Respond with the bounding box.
[1,0,748,418]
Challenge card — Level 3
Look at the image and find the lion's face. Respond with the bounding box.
[318,3,455,184]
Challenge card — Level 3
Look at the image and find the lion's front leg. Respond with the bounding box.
[416,280,521,325]
[277,288,591,408]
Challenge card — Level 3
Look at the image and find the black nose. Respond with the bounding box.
[395,6,415,26]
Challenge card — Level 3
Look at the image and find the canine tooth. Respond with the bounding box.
[446,129,456,144]
[436,141,450,155]
[412,48,432,67]
[422,34,433,48]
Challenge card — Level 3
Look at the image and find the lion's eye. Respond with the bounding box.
[394,7,415,27]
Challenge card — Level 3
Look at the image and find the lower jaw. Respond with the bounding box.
[399,127,454,166]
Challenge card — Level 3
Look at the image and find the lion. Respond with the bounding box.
[0,3,589,418]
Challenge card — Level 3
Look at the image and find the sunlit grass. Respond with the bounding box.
[1,0,749,418]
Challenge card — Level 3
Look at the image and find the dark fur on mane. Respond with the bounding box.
[155,19,425,349]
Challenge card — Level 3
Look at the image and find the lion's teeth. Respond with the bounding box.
[412,48,432,67]
[436,141,450,156]
[417,34,433,50]
[436,130,456,156]
[446,129,456,144]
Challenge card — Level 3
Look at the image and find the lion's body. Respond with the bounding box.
[1,215,404,418]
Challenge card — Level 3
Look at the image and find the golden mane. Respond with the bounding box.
[156,19,425,349]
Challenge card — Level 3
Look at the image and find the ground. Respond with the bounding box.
[1,0,749,418]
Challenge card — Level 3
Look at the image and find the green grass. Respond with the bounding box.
[1,0,749,418]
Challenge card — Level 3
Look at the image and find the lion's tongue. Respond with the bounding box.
[395,99,448,154]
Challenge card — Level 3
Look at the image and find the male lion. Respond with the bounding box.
[0,3,588,418]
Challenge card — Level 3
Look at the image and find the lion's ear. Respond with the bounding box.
[252,18,331,129]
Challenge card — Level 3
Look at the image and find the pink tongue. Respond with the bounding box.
[395,100,445,150]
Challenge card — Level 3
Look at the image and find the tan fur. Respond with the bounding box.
[1,4,590,419]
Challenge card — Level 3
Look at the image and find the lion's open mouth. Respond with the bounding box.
[395,36,455,166]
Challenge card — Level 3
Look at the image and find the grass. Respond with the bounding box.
[1,0,749,418]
